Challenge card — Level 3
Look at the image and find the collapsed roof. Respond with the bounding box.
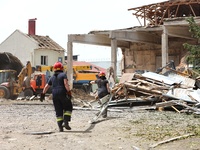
[128,0,200,26]
[29,35,65,51]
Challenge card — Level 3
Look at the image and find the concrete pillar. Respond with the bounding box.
[162,26,168,69]
[111,39,117,82]
[121,48,125,74]
[67,35,73,90]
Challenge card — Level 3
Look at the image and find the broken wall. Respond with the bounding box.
[122,39,192,73]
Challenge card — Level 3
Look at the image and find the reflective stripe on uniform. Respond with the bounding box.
[64,111,71,116]
[57,116,63,122]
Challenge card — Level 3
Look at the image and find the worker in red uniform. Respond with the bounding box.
[90,71,110,118]
[41,62,73,132]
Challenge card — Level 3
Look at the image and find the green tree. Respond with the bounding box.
[183,17,200,74]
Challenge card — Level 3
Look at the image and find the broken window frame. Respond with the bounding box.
[41,55,48,65]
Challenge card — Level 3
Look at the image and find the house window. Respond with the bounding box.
[58,57,62,63]
[41,56,48,65]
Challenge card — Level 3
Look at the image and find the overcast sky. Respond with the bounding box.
[0,0,164,61]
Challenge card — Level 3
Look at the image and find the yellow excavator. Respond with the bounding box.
[0,52,32,99]
[0,52,99,99]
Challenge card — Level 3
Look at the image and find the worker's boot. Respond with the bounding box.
[57,120,64,132]
[63,114,71,130]
[64,120,71,130]
[64,111,71,130]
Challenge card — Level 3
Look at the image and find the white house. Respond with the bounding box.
[0,19,65,68]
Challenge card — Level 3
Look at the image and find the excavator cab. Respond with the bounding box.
[0,70,17,99]
[0,70,16,83]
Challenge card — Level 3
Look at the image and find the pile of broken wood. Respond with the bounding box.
[108,70,200,115]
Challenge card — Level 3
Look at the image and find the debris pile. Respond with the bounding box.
[109,71,200,114]
[71,88,95,107]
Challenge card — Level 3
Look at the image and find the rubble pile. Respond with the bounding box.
[109,71,200,114]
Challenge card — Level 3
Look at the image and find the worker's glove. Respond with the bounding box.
[66,90,72,100]
[67,90,72,96]
[40,93,45,102]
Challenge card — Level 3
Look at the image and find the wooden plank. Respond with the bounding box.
[124,82,163,95]
[156,100,183,107]
[119,73,134,83]
[149,133,195,149]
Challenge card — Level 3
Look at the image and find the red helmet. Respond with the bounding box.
[53,62,63,71]
[98,71,106,77]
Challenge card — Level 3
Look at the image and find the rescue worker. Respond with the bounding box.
[41,62,73,132]
[90,71,110,118]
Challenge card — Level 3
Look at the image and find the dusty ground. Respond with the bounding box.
[1,91,200,150]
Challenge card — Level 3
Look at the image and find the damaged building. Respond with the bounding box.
[67,0,200,116]
[66,0,200,87]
